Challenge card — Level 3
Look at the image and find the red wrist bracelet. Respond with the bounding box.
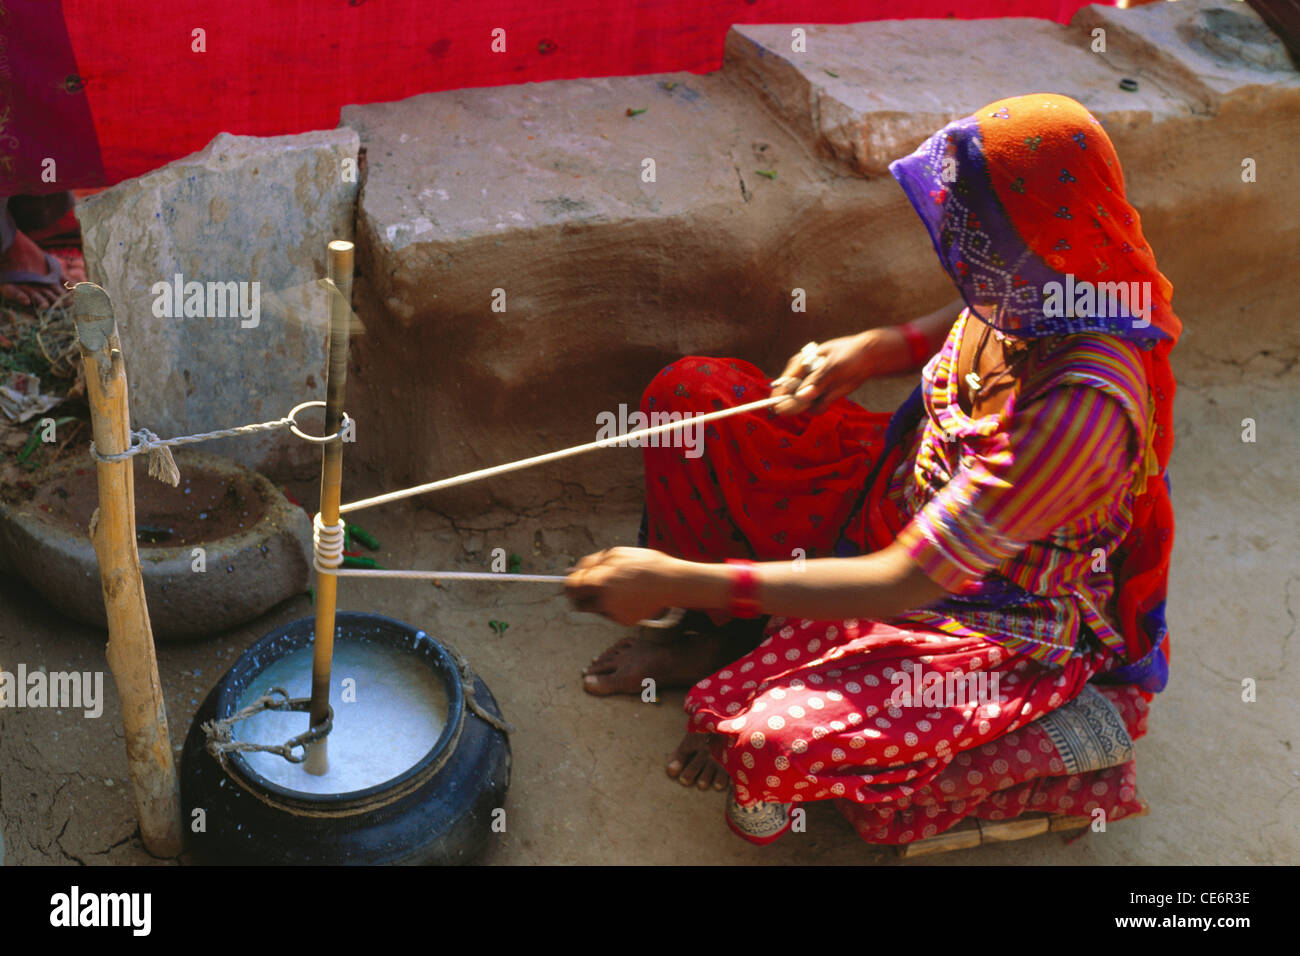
[725,559,762,619]
[898,322,932,368]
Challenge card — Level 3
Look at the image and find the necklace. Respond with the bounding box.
[964,322,1033,395]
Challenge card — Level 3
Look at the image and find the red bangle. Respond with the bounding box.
[898,322,932,368]
[725,559,762,619]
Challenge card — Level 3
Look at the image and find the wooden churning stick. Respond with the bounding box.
[304,240,354,775]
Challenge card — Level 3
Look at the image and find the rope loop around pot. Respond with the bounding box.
[453,654,514,735]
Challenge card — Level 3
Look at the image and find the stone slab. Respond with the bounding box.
[724,0,1297,179]
[724,15,1186,178]
[1074,0,1300,110]
[347,74,781,256]
[77,129,360,478]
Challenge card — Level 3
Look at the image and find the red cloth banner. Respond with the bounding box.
[5,0,1110,194]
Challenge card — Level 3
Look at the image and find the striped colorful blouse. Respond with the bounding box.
[892,309,1154,665]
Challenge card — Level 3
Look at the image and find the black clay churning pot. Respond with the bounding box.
[181,612,511,865]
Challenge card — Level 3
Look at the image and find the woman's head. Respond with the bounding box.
[890,93,1179,347]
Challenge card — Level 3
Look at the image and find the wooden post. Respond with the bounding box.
[304,240,354,775]
[72,282,183,857]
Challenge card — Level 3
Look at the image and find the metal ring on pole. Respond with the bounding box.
[287,400,352,444]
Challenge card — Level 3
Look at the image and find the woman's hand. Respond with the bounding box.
[771,330,909,416]
[566,547,696,626]
[771,302,964,417]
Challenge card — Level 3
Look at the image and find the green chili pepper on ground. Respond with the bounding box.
[349,524,381,551]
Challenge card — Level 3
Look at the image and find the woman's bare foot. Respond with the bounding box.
[582,611,766,696]
[582,627,732,696]
[666,733,728,790]
[0,229,83,309]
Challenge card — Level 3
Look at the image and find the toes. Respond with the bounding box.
[582,672,630,697]
[666,734,698,778]
[584,638,633,672]
[582,639,632,676]
[667,734,729,791]
[677,750,709,787]
[582,666,634,692]
[699,755,729,790]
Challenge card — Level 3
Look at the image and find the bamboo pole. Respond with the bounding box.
[304,240,355,775]
[72,282,183,857]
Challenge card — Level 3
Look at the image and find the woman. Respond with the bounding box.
[566,93,1178,845]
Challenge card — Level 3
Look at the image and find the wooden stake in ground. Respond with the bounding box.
[304,240,355,776]
[72,282,183,858]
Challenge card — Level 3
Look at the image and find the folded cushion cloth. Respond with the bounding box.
[837,682,1148,845]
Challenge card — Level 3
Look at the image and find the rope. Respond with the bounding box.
[338,393,783,514]
[88,401,351,487]
[313,512,346,569]
[312,512,688,625]
[92,428,183,487]
[200,688,334,763]
[454,653,514,735]
[325,567,565,583]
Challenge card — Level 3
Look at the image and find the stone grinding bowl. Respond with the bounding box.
[0,449,313,640]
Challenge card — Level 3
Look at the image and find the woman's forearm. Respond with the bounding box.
[856,298,965,377]
[669,542,949,623]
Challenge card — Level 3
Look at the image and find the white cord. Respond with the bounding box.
[338,394,783,514]
[312,512,346,569]
[311,513,681,627]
